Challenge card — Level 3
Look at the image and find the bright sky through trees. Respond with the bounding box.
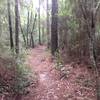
[25,0,50,14]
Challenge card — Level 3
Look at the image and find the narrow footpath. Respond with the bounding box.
[23,46,96,100]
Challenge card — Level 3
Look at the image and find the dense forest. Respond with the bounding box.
[0,0,100,100]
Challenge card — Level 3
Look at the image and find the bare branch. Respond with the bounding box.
[79,3,87,20]
[94,0,100,16]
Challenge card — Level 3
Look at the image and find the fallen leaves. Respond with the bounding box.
[22,46,96,100]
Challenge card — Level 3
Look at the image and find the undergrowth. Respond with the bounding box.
[0,47,36,99]
[13,51,31,95]
[54,51,64,70]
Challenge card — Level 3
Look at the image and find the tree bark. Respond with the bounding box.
[47,0,50,48]
[15,0,19,54]
[42,26,45,44]
[26,11,30,47]
[30,13,37,48]
[38,0,41,45]
[19,19,27,47]
[88,22,100,100]
[51,0,58,55]
[7,0,14,50]
[79,1,100,99]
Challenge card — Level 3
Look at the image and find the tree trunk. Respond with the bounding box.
[20,21,27,47]
[19,14,27,47]
[7,0,14,50]
[47,0,50,48]
[15,0,19,54]
[51,0,58,55]
[38,0,41,45]
[30,13,37,48]
[26,11,30,47]
[89,25,100,100]
[42,26,45,44]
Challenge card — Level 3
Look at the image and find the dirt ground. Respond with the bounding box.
[22,45,96,100]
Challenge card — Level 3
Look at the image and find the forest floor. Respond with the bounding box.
[22,45,96,100]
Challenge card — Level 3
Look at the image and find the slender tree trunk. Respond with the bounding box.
[51,0,58,55]
[38,0,41,45]
[20,20,27,47]
[29,11,33,47]
[18,14,27,47]
[42,26,45,44]
[78,1,100,99]
[15,0,19,54]
[30,13,37,48]
[27,11,30,47]
[47,0,50,48]
[7,0,14,49]
[89,30,100,100]
[88,20,100,100]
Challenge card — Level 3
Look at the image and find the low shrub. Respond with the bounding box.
[0,50,36,99]
[54,51,64,70]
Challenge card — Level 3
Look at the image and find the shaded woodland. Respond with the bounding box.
[0,0,100,100]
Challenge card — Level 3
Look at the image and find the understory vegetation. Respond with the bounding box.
[0,49,36,99]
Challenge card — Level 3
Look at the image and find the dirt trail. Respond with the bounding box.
[23,46,96,100]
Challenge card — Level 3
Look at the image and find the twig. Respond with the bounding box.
[94,1,100,16]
